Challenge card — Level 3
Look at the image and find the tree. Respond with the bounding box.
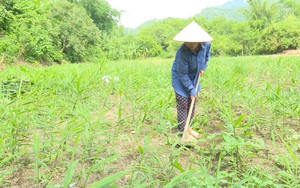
[137,18,182,52]
[49,0,101,62]
[279,0,300,18]
[242,0,279,32]
[0,0,20,33]
[69,0,120,33]
[136,35,162,58]
[231,21,255,56]
[0,0,61,63]
[257,15,300,54]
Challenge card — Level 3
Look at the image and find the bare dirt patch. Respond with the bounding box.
[281,49,300,56]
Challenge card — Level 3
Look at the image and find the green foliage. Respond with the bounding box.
[279,0,300,18]
[0,56,299,187]
[194,0,248,21]
[257,15,300,54]
[48,0,101,62]
[67,0,120,34]
[138,20,174,51]
[1,76,33,98]
[0,0,57,63]
[75,0,120,33]
[243,0,279,31]
[11,2,60,62]
[0,0,119,63]
[0,35,19,63]
[0,0,14,33]
[89,171,126,188]
[200,7,246,21]
[1,0,300,63]
[99,33,138,60]
[136,18,188,57]
[136,35,163,58]
[230,21,255,55]
[205,18,240,56]
[107,0,300,58]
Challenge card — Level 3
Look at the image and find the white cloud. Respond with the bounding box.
[106,0,232,28]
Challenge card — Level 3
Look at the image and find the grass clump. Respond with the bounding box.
[0,56,299,187]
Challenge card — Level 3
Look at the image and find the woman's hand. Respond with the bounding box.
[190,95,197,100]
[200,70,205,76]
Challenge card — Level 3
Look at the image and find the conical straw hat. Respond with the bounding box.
[173,21,213,42]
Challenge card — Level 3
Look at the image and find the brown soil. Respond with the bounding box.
[281,49,300,55]
[3,99,299,188]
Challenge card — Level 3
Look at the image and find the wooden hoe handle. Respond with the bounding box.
[181,72,201,142]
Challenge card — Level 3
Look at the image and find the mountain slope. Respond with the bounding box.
[132,0,249,30]
[197,0,248,20]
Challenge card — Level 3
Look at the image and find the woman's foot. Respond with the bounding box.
[188,128,201,139]
[181,132,197,144]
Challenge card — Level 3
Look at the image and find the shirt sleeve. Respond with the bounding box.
[201,42,211,71]
[176,52,195,96]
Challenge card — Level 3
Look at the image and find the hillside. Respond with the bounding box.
[134,0,249,30]
[197,0,248,20]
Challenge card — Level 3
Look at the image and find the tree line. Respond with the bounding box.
[0,0,299,64]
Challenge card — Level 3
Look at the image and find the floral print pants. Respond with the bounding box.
[175,93,196,131]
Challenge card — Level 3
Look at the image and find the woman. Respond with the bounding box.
[171,21,213,141]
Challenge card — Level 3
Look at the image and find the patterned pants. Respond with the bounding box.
[175,93,196,132]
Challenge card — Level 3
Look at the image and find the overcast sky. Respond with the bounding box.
[106,0,233,28]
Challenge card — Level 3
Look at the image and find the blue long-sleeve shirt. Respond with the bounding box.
[171,42,211,97]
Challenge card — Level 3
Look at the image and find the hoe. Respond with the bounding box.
[180,71,202,145]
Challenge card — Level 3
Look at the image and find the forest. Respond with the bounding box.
[1,0,299,187]
[0,0,300,64]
